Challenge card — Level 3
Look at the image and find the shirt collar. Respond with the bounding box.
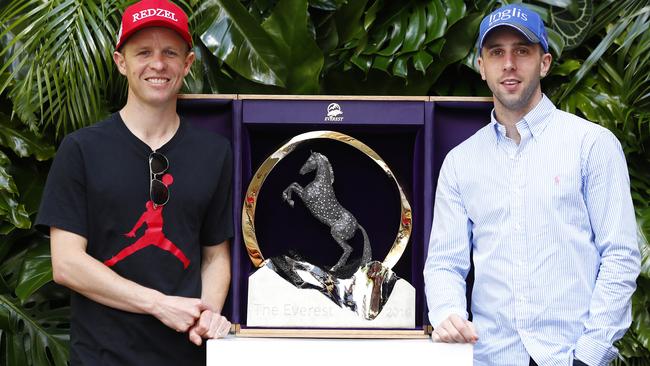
[490,94,555,144]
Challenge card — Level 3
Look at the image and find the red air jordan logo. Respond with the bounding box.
[104,174,190,268]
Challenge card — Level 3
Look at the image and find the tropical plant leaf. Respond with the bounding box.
[535,0,572,6]
[363,0,382,31]
[557,20,628,102]
[0,277,10,296]
[550,59,581,77]
[424,1,447,44]
[442,0,466,28]
[201,0,323,93]
[369,54,391,73]
[0,123,54,161]
[362,1,455,75]
[189,0,221,35]
[309,0,347,11]
[631,276,650,350]
[334,0,368,45]
[15,238,51,302]
[639,222,650,278]
[0,151,17,195]
[372,10,408,56]
[413,49,434,73]
[260,0,324,93]
[435,11,484,73]
[0,294,69,366]
[546,28,565,56]
[0,192,30,229]
[549,0,592,50]
[401,2,427,53]
[9,157,48,217]
[201,0,287,87]
[589,0,648,40]
[0,0,121,135]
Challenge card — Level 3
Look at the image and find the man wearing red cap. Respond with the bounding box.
[424,4,640,366]
[36,1,233,364]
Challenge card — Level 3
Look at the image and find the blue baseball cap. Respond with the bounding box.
[477,4,549,53]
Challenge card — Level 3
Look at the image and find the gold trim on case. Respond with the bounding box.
[242,130,412,269]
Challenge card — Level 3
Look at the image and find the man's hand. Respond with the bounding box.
[188,310,231,346]
[431,314,478,344]
[151,295,208,333]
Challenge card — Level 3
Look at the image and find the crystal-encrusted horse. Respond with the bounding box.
[282,152,371,271]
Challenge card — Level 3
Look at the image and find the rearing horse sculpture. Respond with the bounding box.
[282,152,372,271]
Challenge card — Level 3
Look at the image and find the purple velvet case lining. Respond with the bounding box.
[178,97,492,329]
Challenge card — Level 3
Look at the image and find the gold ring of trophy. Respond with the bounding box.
[242,130,412,269]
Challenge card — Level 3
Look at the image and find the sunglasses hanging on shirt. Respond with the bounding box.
[149,151,169,207]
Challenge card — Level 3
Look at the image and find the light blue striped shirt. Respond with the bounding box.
[424,95,640,366]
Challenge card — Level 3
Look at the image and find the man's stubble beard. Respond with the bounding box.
[494,78,540,112]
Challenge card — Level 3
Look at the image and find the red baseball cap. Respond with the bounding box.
[116,0,192,50]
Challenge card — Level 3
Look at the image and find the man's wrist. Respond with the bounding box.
[142,289,165,315]
[428,308,468,329]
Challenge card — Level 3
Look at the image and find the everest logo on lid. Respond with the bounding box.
[325,103,344,122]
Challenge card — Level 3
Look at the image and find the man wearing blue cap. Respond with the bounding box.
[424,4,640,366]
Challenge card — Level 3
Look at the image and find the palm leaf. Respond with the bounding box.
[589,0,649,39]
[557,19,628,102]
[0,0,121,135]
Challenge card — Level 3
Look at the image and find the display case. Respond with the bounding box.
[179,94,493,337]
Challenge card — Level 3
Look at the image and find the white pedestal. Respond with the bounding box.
[207,337,473,365]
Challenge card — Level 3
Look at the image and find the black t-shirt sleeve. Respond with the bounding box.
[200,141,233,246]
[35,135,88,238]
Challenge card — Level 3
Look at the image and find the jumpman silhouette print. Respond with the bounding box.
[104,173,190,269]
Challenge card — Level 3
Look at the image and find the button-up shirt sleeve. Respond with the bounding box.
[574,131,641,366]
[424,151,472,327]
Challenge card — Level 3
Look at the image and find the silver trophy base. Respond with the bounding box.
[247,262,415,328]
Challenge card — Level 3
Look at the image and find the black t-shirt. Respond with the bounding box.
[36,113,233,366]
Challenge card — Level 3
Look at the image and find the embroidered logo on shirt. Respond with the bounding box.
[104,174,190,269]
[554,175,560,185]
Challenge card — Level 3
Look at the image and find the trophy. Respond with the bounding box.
[243,131,414,330]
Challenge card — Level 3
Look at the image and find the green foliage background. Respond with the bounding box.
[0,0,648,364]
